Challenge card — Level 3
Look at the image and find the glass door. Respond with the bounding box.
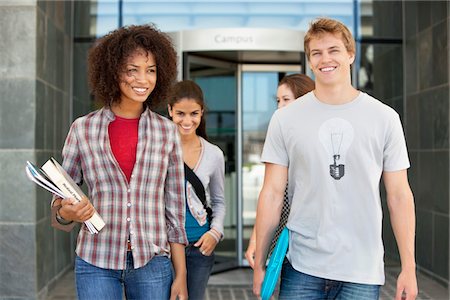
[184,54,239,272]
[240,65,302,265]
[184,56,302,269]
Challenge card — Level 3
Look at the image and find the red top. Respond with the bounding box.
[108,115,139,182]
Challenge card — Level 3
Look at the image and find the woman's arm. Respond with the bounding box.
[169,242,188,300]
[165,126,188,245]
[50,120,88,232]
[245,227,257,268]
[208,148,226,238]
[194,146,226,256]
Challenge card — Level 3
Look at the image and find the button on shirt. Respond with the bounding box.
[61,107,187,270]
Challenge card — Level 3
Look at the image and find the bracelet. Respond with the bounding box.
[210,228,223,240]
[56,208,73,225]
[206,230,220,243]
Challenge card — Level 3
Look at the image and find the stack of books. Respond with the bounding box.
[25,158,105,234]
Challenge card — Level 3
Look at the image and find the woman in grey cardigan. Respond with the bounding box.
[168,80,226,300]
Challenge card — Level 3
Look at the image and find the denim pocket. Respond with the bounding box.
[147,255,172,278]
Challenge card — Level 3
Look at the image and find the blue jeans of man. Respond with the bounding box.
[185,244,215,300]
[279,260,380,300]
[75,252,173,300]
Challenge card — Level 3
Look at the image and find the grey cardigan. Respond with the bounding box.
[185,137,226,238]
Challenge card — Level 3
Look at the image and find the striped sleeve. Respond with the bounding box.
[164,125,188,245]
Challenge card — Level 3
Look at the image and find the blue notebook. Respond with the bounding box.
[261,228,289,300]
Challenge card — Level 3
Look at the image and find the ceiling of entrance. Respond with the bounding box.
[187,50,303,65]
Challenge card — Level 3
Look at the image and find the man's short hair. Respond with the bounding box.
[304,18,356,59]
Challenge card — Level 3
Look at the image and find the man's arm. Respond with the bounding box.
[253,163,287,297]
[383,169,418,300]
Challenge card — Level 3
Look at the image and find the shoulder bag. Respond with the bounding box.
[184,163,213,223]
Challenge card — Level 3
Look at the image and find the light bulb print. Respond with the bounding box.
[318,118,354,180]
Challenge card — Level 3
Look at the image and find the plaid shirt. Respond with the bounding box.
[61,107,187,270]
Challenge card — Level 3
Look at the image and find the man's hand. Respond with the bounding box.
[245,240,256,269]
[383,170,417,300]
[59,196,95,222]
[253,266,266,298]
[395,269,418,300]
[194,232,218,256]
[252,163,287,298]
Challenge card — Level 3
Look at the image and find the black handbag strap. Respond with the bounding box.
[184,163,213,223]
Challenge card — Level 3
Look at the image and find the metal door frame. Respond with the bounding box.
[184,54,304,269]
[184,54,241,272]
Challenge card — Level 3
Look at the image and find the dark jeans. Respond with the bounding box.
[185,244,215,300]
[75,253,173,300]
[279,260,380,300]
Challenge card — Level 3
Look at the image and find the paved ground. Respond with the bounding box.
[205,267,449,300]
[48,265,448,300]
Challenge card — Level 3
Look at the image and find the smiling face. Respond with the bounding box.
[276,83,296,108]
[308,32,355,87]
[118,48,157,107]
[168,98,204,137]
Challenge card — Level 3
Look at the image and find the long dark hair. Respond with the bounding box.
[168,80,208,140]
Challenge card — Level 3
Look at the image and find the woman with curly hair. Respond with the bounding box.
[50,24,188,300]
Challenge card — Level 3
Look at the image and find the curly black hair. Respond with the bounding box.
[88,24,178,109]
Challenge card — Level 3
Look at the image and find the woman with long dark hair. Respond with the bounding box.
[168,80,226,300]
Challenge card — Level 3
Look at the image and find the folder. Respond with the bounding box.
[261,227,289,300]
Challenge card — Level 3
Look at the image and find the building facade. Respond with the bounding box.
[0,1,448,299]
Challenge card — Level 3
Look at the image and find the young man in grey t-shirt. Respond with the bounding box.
[253,18,417,300]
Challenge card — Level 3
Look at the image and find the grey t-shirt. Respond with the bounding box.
[261,91,410,285]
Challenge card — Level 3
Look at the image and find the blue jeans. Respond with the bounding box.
[279,260,380,300]
[75,252,173,300]
[185,244,215,300]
